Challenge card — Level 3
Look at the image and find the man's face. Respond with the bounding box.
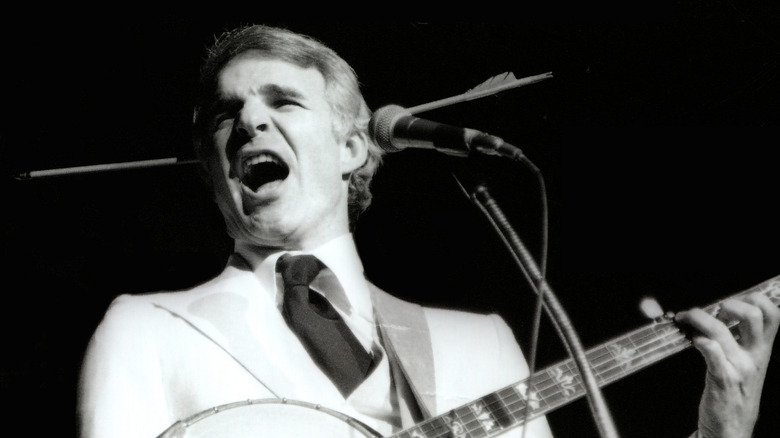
[206,53,364,249]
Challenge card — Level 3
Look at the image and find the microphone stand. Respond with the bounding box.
[450,157,620,438]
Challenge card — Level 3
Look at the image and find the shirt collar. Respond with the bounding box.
[234,233,374,327]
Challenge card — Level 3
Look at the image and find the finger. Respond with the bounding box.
[742,292,780,339]
[676,307,743,359]
[691,335,734,383]
[717,298,764,347]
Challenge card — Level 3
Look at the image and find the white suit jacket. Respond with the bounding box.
[78,255,553,438]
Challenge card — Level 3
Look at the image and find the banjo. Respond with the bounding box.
[158,275,780,438]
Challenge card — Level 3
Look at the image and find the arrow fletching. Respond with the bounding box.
[405,71,553,115]
[466,71,520,95]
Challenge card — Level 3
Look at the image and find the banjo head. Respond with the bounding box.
[157,398,382,438]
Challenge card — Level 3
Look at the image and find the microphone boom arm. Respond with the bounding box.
[452,162,621,438]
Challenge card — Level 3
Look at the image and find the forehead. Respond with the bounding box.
[216,52,327,99]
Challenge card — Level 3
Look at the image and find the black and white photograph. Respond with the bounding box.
[2,6,779,438]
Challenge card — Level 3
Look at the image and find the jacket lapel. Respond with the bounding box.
[370,284,436,417]
[147,260,438,418]
[149,255,345,404]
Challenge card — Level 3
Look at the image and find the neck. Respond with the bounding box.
[234,232,352,257]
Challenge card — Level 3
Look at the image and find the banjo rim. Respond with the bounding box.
[157,398,383,438]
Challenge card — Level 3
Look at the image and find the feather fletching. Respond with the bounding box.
[406,71,553,115]
[465,71,519,94]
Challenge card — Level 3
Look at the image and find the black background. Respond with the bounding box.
[2,4,779,438]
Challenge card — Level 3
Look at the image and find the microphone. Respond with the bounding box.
[368,104,524,160]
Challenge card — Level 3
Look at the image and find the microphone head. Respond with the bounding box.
[368,104,410,152]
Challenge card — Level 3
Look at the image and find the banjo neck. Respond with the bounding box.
[389,275,780,438]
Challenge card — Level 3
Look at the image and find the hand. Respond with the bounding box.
[675,292,779,438]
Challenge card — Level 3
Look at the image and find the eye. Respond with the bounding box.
[274,98,302,109]
[212,113,235,132]
[209,99,240,132]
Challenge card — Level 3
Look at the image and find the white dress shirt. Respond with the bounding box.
[234,233,403,434]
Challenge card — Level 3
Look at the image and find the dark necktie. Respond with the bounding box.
[278,254,374,397]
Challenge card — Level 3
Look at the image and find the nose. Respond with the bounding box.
[234,100,269,138]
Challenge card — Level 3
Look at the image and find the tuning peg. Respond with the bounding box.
[639,296,676,322]
[640,296,663,319]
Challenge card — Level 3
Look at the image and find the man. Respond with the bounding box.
[78,24,779,438]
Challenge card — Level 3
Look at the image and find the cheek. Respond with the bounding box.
[206,154,242,208]
[210,133,231,167]
[296,129,345,189]
[206,150,231,183]
[307,150,344,189]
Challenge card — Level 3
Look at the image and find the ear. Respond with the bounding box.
[340,132,369,175]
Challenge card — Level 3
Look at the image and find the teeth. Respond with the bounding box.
[242,152,282,176]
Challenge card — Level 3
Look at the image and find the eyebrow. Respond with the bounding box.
[211,83,306,110]
[209,83,307,117]
[217,83,306,101]
[259,83,305,100]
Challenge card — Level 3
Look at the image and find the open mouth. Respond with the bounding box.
[241,152,290,191]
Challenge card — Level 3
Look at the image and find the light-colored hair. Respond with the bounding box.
[192,24,384,226]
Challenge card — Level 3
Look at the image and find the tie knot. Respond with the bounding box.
[278,254,323,288]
